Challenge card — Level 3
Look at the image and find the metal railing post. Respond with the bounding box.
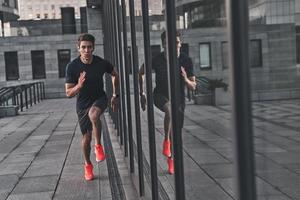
[128,0,145,196]
[33,84,36,104]
[141,0,158,199]
[25,87,28,109]
[165,1,186,199]
[37,83,40,102]
[115,0,128,157]
[226,0,257,199]
[29,86,33,107]
[20,89,23,111]
[121,0,135,174]
[12,88,16,105]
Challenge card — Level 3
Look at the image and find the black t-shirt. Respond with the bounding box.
[65,55,113,110]
[152,52,194,104]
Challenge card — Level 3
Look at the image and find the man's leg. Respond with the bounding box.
[162,102,174,174]
[88,106,102,145]
[88,106,105,162]
[162,101,172,141]
[82,132,92,164]
[82,131,94,180]
[162,101,172,159]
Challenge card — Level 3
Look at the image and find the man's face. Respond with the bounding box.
[78,41,94,59]
[162,36,182,52]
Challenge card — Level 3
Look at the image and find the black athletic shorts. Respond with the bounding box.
[153,92,185,129]
[77,95,108,134]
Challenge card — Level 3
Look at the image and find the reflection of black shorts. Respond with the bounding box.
[153,92,169,112]
[153,92,185,129]
[77,95,108,134]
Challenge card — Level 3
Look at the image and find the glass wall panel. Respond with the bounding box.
[172,0,236,199]
[138,0,165,198]
[249,0,300,199]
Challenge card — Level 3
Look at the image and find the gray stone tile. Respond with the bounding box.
[0,162,29,176]
[256,177,282,195]
[53,178,99,200]
[0,153,6,161]
[0,174,19,190]
[2,153,35,164]
[12,145,42,154]
[201,163,234,178]
[7,191,53,200]
[24,161,64,177]
[257,195,290,200]
[12,175,58,194]
[0,190,10,200]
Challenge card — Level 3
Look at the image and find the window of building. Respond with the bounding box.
[3,0,9,6]
[58,49,71,78]
[221,41,229,69]
[4,52,19,81]
[199,43,211,69]
[250,39,262,67]
[296,35,300,64]
[51,5,55,10]
[44,13,48,19]
[37,14,40,18]
[31,50,46,79]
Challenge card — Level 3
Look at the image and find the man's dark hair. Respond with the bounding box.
[77,33,95,47]
[161,30,181,43]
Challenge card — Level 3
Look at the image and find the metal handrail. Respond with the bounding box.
[195,76,213,95]
[0,82,45,111]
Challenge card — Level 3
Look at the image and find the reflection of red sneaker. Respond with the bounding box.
[162,139,171,157]
[168,157,174,174]
[95,144,105,162]
[84,163,94,181]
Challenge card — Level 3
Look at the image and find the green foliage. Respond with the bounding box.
[207,79,228,91]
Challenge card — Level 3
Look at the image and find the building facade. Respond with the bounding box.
[0,0,299,100]
[125,0,162,16]
[17,0,86,20]
[0,0,19,36]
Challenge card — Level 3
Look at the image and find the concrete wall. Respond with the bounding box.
[0,34,104,98]
[0,22,299,100]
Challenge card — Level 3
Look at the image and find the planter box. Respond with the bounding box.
[193,93,213,105]
[0,106,19,117]
[214,88,230,106]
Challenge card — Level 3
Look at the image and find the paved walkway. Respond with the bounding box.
[0,98,138,200]
[135,99,300,200]
[0,97,300,200]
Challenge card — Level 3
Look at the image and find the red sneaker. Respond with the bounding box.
[95,144,105,162]
[162,139,171,157]
[84,163,94,181]
[167,157,174,174]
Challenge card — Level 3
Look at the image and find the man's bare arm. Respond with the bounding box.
[65,83,81,98]
[65,71,86,97]
[181,67,196,91]
[185,76,196,91]
[111,67,119,95]
[138,64,145,94]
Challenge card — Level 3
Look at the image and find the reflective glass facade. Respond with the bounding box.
[250,0,295,24]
